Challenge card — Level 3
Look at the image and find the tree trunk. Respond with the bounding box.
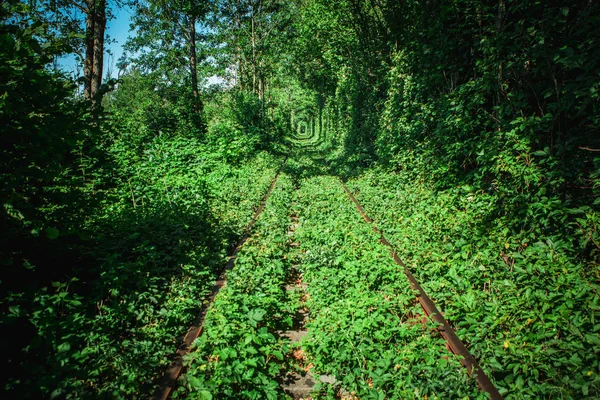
[83,0,106,110]
[234,0,243,90]
[251,15,257,94]
[259,61,265,119]
[83,0,95,101]
[189,15,202,114]
[91,0,106,108]
[493,0,504,134]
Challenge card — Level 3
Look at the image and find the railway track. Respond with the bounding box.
[340,180,503,400]
[152,162,287,400]
[152,157,503,399]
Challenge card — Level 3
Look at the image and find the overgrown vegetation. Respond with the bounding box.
[293,169,481,399]
[183,173,295,399]
[348,169,600,398]
[1,0,599,398]
[1,1,285,397]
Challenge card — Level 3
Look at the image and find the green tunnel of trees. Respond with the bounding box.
[1,0,599,398]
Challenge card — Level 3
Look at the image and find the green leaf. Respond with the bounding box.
[57,342,71,353]
[271,350,283,361]
[199,391,212,400]
[585,334,600,346]
[188,376,201,388]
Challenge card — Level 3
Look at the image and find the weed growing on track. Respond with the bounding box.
[293,171,482,399]
[182,174,295,399]
[3,133,284,398]
[347,167,600,399]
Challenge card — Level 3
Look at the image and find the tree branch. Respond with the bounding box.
[67,0,88,13]
[578,147,600,152]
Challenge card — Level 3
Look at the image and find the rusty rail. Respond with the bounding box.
[341,181,503,400]
[151,162,287,400]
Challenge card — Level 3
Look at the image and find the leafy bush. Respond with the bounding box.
[106,70,204,149]
[2,21,285,394]
[206,120,261,163]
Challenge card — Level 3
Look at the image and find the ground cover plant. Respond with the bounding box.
[292,168,482,399]
[347,168,600,398]
[183,173,295,399]
[3,131,283,399]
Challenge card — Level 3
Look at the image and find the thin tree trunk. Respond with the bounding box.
[235,40,243,90]
[189,15,202,114]
[493,0,504,133]
[251,14,256,94]
[259,61,265,118]
[234,0,243,90]
[83,0,95,100]
[91,0,106,108]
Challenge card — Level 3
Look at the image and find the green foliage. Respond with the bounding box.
[205,92,265,163]
[347,168,600,398]
[122,0,207,99]
[291,167,481,399]
[291,0,388,165]
[3,0,600,398]
[206,0,292,95]
[106,70,204,144]
[1,4,285,394]
[184,174,295,399]
[0,0,89,232]
[288,3,600,396]
[206,119,260,163]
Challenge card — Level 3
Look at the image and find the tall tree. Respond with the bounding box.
[209,0,292,116]
[124,0,208,115]
[83,0,106,107]
[26,0,109,108]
